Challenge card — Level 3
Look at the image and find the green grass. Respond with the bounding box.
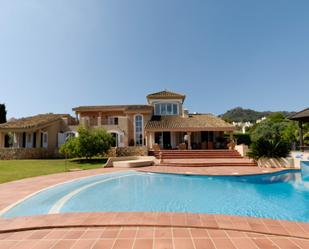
[0,158,107,184]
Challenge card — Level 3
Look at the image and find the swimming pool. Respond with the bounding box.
[2,170,309,222]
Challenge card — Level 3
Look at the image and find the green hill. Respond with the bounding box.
[220,107,295,123]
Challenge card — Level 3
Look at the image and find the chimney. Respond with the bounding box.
[182,108,189,117]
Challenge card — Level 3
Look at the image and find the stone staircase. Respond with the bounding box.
[151,150,257,167]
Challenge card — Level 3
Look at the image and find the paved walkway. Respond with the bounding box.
[1,226,309,249]
[0,166,307,249]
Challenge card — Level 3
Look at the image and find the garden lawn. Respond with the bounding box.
[0,158,107,184]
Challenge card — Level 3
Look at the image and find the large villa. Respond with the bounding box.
[0,90,235,152]
[73,90,234,150]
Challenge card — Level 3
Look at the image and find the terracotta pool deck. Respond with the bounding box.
[0,166,308,249]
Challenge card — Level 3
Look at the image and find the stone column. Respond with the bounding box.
[35,131,41,148]
[80,117,85,126]
[13,132,19,148]
[98,112,102,126]
[145,132,149,147]
[187,132,192,150]
[148,132,154,149]
[81,117,89,127]
[299,121,304,151]
[0,132,4,148]
[75,112,79,123]
[229,131,234,141]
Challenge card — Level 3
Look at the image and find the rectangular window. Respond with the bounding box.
[167,104,172,114]
[135,115,143,146]
[114,117,118,125]
[108,117,119,125]
[173,104,178,114]
[161,104,166,115]
[154,103,179,115]
[155,104,160,115]
[41,132,48,148]
[43,134,48,143]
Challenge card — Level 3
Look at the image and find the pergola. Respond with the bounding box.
[289,108,309,151]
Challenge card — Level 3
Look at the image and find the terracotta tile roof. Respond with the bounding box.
[146,90,185,100]
[289,107,309,122]
[72,105,153,112]
[0,114,69,130]
[145,114,234,131]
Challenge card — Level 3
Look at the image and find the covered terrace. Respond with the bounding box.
[145,114,235,150]
[289,107,309,151]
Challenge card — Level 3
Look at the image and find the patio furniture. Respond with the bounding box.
[178,143,187,150]
[153,143,161,151]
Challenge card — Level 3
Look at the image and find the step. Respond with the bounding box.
[153,152,240,154]
[151,150,245,161]
[158,156,243,159]
[154,155,243,159]
[160,162,257,167]
[154,153,241,155]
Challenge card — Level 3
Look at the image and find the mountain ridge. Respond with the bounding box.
[219,107,295,123]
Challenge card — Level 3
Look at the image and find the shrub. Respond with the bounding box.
[248,137,290,160]
[59,136,80,158]
[234,133,251,145]
[59,126,114,159]
[250,118,298,144]
[304,132,309,146]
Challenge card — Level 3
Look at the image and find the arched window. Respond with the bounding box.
[134,115,143,146]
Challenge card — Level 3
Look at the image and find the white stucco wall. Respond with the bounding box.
[290,151,309,169]
[235,144,249,157]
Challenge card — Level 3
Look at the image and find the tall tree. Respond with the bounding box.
[0,104,7,124]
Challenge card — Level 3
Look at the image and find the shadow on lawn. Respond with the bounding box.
[69,158,108,164]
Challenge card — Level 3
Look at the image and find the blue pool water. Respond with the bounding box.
[2,170,309,222]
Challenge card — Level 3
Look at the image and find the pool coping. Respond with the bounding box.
[0,212,308,240]
[136,166,300,176]
[138,168,300,177]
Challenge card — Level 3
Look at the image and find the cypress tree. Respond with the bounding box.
[0,104,7,124]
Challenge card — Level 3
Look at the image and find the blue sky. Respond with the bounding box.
[0,0,308,118]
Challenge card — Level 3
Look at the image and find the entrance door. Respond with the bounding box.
[22,132,26,148]
[32,132,36,148]
[163,132,171,149]
[155,132,162,148]
[201,131,214,149]
[154,132,171,149]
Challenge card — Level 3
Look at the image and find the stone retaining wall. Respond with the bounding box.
[105,146,148,157]
[257,157,296,168]
[1,146,148,160]
[0,148,63,160]
[235,144,249,157]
